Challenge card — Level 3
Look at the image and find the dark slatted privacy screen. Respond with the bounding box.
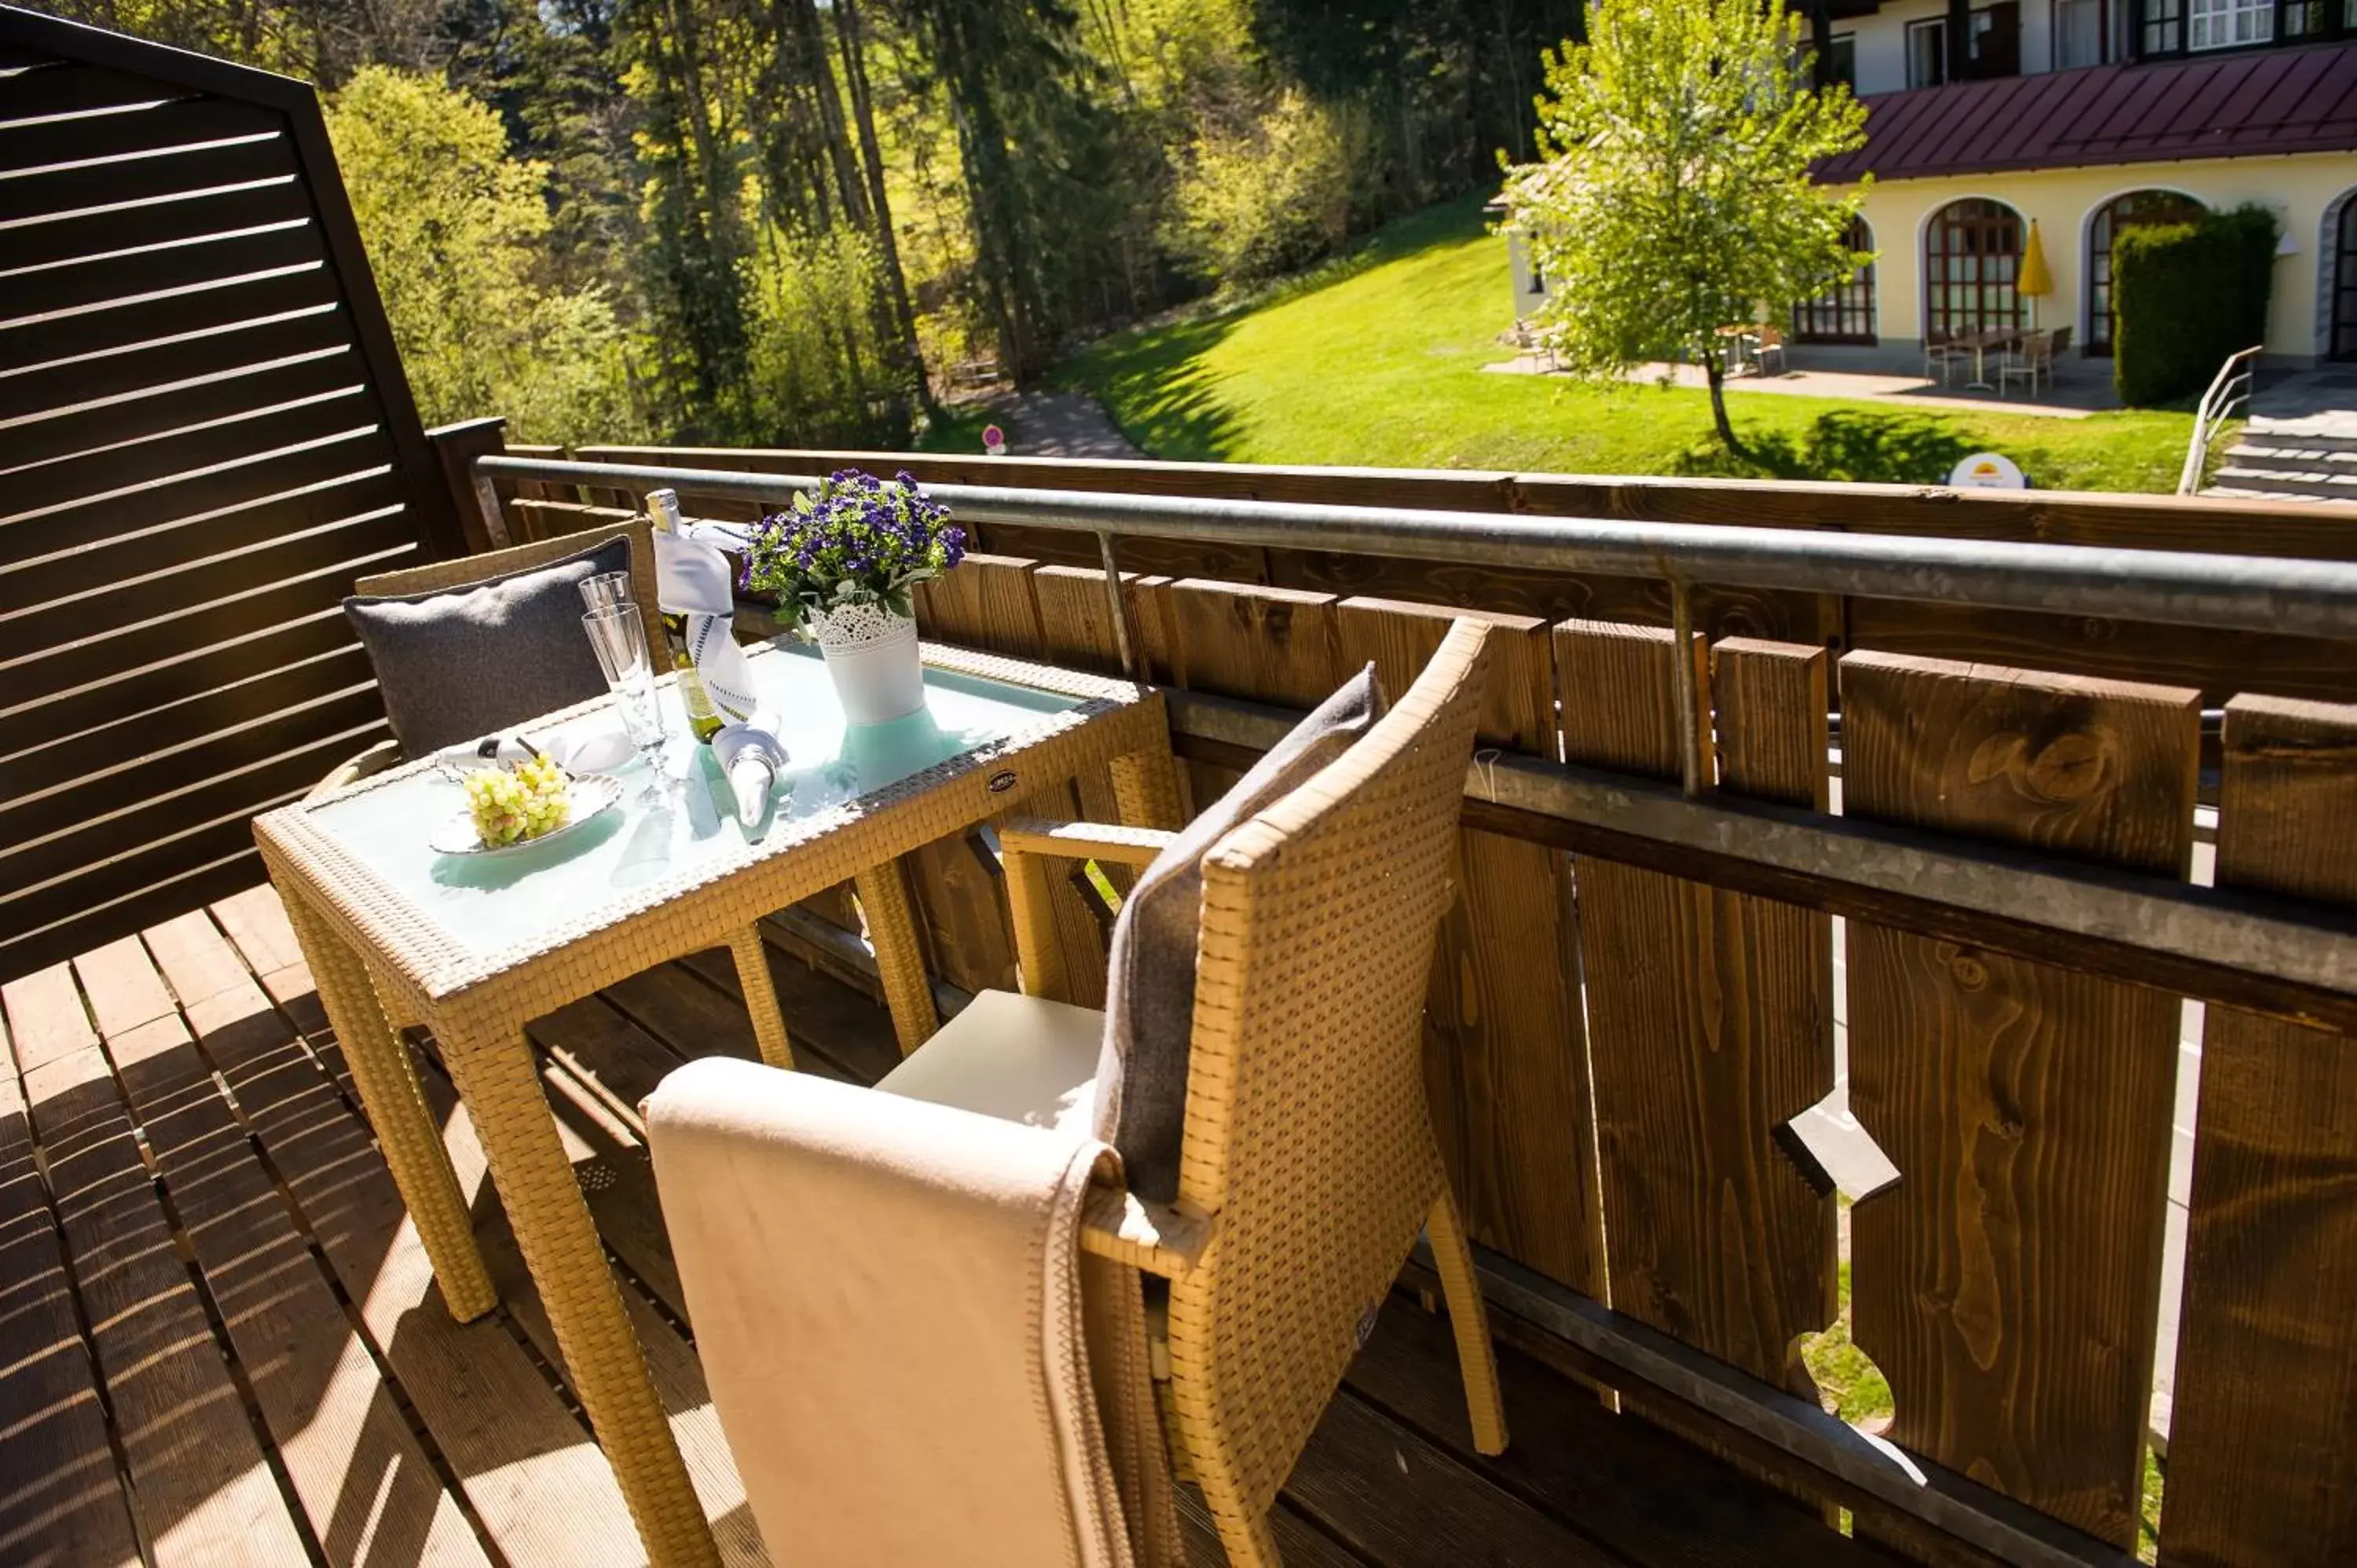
[1,5,460,980]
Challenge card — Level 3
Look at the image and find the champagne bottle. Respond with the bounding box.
[644,488,726,744]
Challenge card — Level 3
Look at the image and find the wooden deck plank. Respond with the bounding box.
[679,941,905,1085]
[2,962,98,1075]
[34,950,315,1566]
[209,885,324,1035]
[71,938,178,1041]
[131,912,489,1568]
[599,962,768,1073]
[0,1019,141,1568]
[1345,1296,1867,1568]
[181,940,647,1568]
[1281,1387,1627,1566]
[1180,1488,1366,1566]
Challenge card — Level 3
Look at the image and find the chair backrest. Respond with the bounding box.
[356,516,665,659]
[2051,324,2073,356]
[1166,618,1490,1523]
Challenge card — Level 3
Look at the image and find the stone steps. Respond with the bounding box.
[2238,421,2357,457]
[2223,441,2357,472]
[2206,419,2357,503]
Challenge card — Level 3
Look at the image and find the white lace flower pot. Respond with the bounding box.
[808,602,925,726]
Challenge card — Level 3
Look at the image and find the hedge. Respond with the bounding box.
[2113,204,2278,407]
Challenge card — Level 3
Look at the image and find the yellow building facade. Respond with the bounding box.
[1837,153,2357,364]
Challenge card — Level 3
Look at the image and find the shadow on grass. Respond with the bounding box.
[1056,314,1250,463]
[1050,191,1500,463]
[1676,409,1978,485]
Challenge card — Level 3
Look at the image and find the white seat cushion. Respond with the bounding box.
[878,988,1107,1138]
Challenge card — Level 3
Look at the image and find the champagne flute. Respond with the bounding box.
[578,570,633,615]
[581,603,669,793]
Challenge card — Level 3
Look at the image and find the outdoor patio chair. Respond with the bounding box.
[307,518,661,799]
[649,619,1508,1567]
[1923,328,1967,384]
[1753,322,1788,376]
[1999,328,2055,398]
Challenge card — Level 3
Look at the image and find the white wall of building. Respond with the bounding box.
[1845,0,1936,94]
[1843,0,2062,94]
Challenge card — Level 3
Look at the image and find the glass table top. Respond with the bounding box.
[307,640,1081,958]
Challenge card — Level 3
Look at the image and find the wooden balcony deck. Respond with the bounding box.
[0,884,1894,1568]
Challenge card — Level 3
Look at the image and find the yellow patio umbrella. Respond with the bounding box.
[2018,218,2054,328]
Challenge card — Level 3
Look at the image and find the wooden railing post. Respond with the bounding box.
[427,417,512,555]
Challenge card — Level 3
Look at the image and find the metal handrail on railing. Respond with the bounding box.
[471,452,2357,1032]
[2177,343,2264,495]
[478,453,2357,640]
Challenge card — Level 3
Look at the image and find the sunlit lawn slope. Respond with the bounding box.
[1054,195,2196,493]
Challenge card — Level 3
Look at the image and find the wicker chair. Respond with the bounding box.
[669,619,1509,1565]
[308,518,661,800]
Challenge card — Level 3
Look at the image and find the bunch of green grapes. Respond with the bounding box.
[464,757,573,847]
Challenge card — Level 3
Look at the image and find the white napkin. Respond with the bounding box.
[653,522,762,724]
[437,727,636,778]
[712,720,789,830]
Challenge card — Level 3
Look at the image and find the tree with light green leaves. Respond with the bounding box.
[1501,0,1871,453]
[325,66,648,445]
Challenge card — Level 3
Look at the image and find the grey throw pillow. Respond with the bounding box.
[1095,665,1386,1203]
[343,537,631,757]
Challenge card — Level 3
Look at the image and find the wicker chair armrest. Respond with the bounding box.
[1002,820,1176,1002]
[999,819,1176,870]
[305,738,403,804]
[1079,1185,1212,1277]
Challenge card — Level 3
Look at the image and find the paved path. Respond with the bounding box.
[2242,365,2357,438]
[1486,351,2113,419]
[973,390,1146,460]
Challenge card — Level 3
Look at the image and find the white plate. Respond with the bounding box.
[428,773,625,858]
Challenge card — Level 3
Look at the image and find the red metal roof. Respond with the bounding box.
[1816,42,2357,182]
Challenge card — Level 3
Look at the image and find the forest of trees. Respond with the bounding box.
[48,0,1587,446]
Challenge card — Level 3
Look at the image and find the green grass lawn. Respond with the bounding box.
[911,401,995,455]
[1053,195,2197,493]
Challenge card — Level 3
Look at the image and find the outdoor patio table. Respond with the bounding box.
[251,638,1182,1568]
[1956,326,2022,392]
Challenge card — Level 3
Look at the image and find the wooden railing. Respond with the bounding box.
[450,429,2357,1568]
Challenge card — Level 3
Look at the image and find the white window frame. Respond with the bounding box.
[1827,31,1857,89]
[1906,16,1948,86]
[2187,0,2274,49]
[2054,0,2111,66]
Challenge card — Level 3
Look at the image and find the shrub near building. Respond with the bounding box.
[2113,206,2280,408]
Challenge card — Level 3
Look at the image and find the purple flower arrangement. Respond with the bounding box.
[741,468,966,628]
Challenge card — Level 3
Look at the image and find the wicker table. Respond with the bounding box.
[252,639,1181,1568]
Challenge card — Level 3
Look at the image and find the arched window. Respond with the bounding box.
[2088,190,2206,356]
[1793,217,1877,344]
[1923,199,2024,342]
